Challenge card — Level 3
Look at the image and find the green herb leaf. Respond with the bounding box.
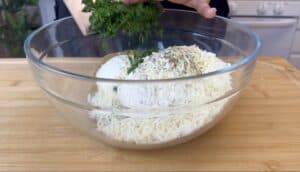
[127,48,158,74]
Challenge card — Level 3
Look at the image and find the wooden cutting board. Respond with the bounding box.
[0,57,300,172]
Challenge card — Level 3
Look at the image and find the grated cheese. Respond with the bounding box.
[88,45,232,144]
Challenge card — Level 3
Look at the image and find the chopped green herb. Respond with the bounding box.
[82,0,162,73]
[82,0,162,42]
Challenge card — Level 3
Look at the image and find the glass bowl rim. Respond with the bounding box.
[24,9,261,84]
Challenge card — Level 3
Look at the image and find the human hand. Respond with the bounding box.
[122,0,216,18]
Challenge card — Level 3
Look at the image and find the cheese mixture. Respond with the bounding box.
[88,45,232,144]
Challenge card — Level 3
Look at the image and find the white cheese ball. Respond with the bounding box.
[96,55,129,84]
[90,55,129,108]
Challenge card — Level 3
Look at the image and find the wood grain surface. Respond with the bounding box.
[0,58,300,172]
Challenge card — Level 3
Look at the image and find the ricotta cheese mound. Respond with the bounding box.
[89,55,129,108]
[88,45,233,144]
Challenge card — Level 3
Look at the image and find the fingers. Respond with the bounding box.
[168,0,216,18]
[186,0,216,18]
[198,6,217,19]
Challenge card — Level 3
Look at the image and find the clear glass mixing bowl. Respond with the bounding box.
[24,9,260,149]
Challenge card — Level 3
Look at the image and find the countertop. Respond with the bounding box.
[0,57,300,172]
